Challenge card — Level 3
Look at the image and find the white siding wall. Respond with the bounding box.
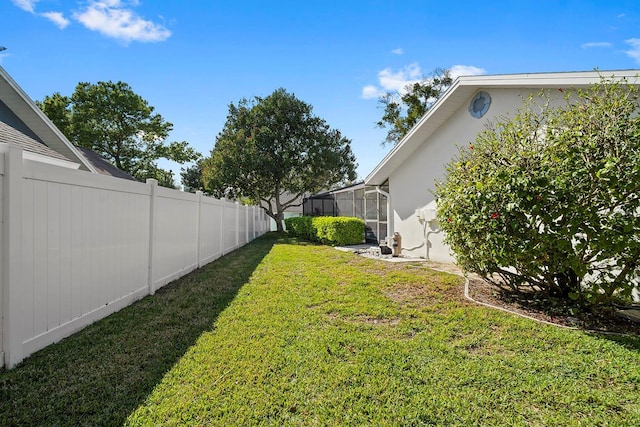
[1,145,269,368]
[390,88,550,262]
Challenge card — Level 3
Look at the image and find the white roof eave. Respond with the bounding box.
[364,69,640,186]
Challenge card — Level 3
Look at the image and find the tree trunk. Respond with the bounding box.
[274,190,285,232]
[275,212,285,232]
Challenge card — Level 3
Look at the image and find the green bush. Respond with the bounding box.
[285,216,364,246]
[284,216,315,241]
[436,77,640,306]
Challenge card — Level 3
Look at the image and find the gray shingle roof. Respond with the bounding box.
[77,147,138,181]
[0,119,72,162]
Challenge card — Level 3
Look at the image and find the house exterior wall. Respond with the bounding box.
[389,88,557,262]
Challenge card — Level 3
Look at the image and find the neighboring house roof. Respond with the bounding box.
[365,70,640,186]
[306,181,364,199]
[77,147,138,181]
[0,119,71,162]
[0,65,97,172]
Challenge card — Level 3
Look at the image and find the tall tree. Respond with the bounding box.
[377,68,452,145]
[202,88,357,231]
[35,92,72,136]
[180,157,206,193]
[38,81,199,186]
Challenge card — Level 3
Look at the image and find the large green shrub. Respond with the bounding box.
[436,77,640,306]
[284,216,315,241]
[285,216,364,246]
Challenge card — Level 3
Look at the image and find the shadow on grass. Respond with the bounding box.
[0,233,279,426]
[594,332,640,354]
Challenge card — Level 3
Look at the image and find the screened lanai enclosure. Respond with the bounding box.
[302,182,389,244]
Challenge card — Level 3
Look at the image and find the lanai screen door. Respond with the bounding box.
[364,188,387,244]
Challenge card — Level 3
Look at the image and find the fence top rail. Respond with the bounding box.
[23,159,150,195]
[155,185,200,202]
[200,196,223,207]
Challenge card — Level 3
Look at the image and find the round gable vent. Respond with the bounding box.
[469,91,491,118]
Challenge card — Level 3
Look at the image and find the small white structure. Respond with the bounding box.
[365,70,640,263]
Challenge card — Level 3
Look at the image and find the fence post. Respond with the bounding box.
[251,206,256,240]
[245,205,249,244]
[2,145,24,368]
[196,191,203,268]
[146,179,158,295]
[263,210,267,235]
[235,202,240,249]
[220,197,226,255]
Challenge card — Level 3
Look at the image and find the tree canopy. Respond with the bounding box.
[180,158,206,193]
[376,68,452,146]
[37,81,199,187]
[436,77,640,308]
[202,88,357,231]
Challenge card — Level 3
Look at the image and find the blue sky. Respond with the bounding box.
[2,1,640,184]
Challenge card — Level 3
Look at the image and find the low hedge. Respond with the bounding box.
[285,216,365,246]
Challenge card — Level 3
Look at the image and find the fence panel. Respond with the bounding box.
[19,162,151,357]
[152,187,199,290]
[238,205,248,246]
[222,199,238,253]
[199,196,223,265]
[1,146,268,368]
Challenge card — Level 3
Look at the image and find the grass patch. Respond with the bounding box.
[0,234,277,426]
[2,234,640,425]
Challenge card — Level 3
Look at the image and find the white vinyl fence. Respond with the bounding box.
[0,144,269,368]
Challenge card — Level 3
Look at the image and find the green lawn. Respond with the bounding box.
[1,233,639,426]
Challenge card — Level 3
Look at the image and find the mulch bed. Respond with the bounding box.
[466,274,639,336]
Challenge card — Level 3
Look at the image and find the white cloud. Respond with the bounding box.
[12,0,70,30]
[378,62,422,93]
[361,63,423,99]
[581,41,613,49]
[362,63,486,100]
[361,85,383,100]
[391,48,404,55]
[41,11,70,29]
[12,0,38,13]
[624,38,640,64]
[449,65,486,79]
[73,0,171,43]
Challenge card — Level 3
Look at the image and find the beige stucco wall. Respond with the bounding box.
[390,88,558,262]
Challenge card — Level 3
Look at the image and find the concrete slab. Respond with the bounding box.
[616,308,640,324]
[334,244,426,263]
